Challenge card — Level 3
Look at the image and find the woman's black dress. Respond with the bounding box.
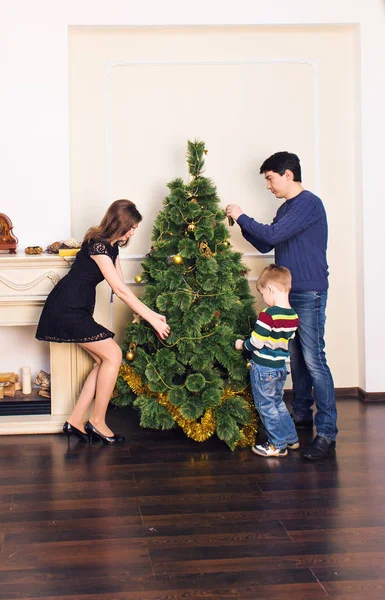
[36,240,118,343]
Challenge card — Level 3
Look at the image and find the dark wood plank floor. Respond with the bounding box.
[1,399,385,599]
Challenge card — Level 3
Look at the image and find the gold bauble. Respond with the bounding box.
[126,341,137,361]
[187,223,197,232]
[173,254,183,265]
[134,274,143,283]
[222,241,229,247]
[247,362,251,369]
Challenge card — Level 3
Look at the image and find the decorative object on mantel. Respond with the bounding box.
[58,248,80,257]
[25,246,43,255]
[0,372,20,398]
[22,366,32,394]
[46,237,81,254]
[34,369,51,399]
[0,213,18,254]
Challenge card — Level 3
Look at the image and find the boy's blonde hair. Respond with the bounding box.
[257,264,292,293]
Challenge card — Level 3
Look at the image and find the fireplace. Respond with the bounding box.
[0,253,93,434]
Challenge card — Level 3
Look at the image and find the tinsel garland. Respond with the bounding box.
[220,386,258,449]
[118,364,257,447]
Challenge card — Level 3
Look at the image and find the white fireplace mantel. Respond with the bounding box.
[0,253,92,434]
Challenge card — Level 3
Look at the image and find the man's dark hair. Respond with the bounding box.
[259,151,302,182]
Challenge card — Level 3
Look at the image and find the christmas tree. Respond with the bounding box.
[113,140,258,450]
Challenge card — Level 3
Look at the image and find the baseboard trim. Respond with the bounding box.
[357,387,385,403]
[284,387,385,403]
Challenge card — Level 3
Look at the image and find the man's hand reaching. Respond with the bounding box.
[226,204,243,222]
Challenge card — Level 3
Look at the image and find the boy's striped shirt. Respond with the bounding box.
[243,306,299,368]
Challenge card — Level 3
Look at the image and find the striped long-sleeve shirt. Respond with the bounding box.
[243,306,299,368]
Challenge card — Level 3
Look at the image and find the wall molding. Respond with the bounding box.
[119,251,274,261]
[104,57,320,203]
[284,387,385,403]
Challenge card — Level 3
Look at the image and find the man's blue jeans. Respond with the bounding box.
[289,290,338,440]
[249,362,299,450]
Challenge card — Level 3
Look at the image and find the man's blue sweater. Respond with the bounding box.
[237,190,329,292]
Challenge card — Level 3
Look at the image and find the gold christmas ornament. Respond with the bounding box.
[247,362,251,369]
[125,342,137,361]
[199,241,216,257]
[187,222,197,233]
[134,274,143,283]
[172,254,183,265]
[132,313,141,324]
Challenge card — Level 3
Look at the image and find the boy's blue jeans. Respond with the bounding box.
[289,290,338,441]
[249,362,298,450]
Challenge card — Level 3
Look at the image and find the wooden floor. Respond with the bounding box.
[1,399,385,599]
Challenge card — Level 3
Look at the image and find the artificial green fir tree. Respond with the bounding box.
[113,140,258,449]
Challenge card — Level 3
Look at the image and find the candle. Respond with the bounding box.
[22,366,32,394]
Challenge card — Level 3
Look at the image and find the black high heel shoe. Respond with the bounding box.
[62,421,89,443]
[85,421,125,445]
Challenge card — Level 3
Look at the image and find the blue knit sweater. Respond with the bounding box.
[237,190,329,292]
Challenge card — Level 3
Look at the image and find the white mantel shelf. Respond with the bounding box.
[0,252,74,268]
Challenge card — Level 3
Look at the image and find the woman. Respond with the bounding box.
[36,199,170,444]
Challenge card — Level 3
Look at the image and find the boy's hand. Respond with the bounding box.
[235,339,244,351]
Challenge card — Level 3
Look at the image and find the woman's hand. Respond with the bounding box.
[150,314,170,339]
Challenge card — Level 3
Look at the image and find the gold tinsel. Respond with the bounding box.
[118,364,257,447]
[234,387,258,449]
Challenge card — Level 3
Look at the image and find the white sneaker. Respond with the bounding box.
[251,441,288,457]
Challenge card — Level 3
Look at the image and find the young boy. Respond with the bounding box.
[227,151,337,460]
[235,264,299,457]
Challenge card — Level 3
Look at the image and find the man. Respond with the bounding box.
[226,151,337,460]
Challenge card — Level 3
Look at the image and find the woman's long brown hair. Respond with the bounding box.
[83,199,142,248]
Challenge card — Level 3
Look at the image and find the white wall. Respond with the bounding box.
[68,25,358,390]
[1,0,384,393]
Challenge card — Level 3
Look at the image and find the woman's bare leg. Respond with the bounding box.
[71,338,122,436]
[68,347,101,432]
